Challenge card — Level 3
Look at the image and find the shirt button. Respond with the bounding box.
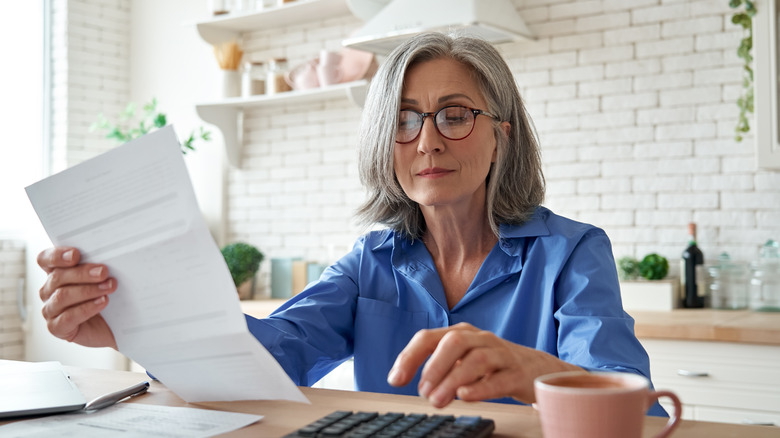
[501,240,513,249]
[408,264,417,271]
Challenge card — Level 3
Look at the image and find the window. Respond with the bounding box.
[0,0,46,238]
[754,0,780,168]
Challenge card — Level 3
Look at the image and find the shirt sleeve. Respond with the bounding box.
[553,228,668,417]
[244,237,367,386]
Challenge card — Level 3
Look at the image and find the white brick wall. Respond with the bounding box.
[225,0,780,294]
[0,241,25,360]
[50,0,131,173]
[53,1,780,294]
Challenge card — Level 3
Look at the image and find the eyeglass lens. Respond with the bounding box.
[397,105,477,144]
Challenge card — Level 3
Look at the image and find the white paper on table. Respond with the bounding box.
[0,403,263,438]
[25,126,308,404]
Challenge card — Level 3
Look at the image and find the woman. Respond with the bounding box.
[37,32,665,415]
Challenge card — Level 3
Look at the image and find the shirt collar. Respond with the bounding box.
[497,206,551,256]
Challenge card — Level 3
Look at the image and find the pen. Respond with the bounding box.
[84,381,150,411]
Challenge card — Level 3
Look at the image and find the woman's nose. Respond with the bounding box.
[416,118,444,154]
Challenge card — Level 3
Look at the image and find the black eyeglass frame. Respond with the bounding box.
[395,105,500,144]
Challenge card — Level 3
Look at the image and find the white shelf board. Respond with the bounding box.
[198,80,367,109]
[196,80,368,167]
[196,0,351,45]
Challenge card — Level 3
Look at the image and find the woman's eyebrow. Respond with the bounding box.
[438,93,476,105]
[400,94,477,106]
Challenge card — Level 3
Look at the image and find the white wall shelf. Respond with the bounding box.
[196,80,368,167]
[196,0,351,45]
[194,0,364,168]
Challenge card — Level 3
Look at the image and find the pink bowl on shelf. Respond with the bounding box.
[338,47,378,83]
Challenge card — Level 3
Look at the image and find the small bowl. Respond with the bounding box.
[285,59,320,90]
[338,47,378,83]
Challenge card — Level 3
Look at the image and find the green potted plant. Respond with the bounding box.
[638,253,669,281]
[617,253,677,311]
[221,242,264,300]
[90,98,211,153]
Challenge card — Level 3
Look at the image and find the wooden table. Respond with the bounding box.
[2,365,776,437]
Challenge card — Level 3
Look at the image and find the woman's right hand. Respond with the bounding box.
[37,247,117,349]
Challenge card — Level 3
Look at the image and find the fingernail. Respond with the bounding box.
[429,391,451,407]
[98,279,112,290]
[63,250,74,262]
[387,368,397,385]
[93,296,106,305]
[419,381,432,398]
[89,266,103,277]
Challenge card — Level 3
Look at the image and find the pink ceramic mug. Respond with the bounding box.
[534,371,682,438]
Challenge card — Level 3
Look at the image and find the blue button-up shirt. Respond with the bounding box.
[246,207,666,416]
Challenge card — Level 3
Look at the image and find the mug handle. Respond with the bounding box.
[649,390,682,438]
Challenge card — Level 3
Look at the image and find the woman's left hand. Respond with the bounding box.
[387,322,582,408]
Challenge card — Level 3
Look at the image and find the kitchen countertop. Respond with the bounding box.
[241,300,780,346]
[631,309,780,346]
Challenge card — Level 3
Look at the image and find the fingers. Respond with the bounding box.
[387,323,479,388]
[36,246,118,348]
[37,247,81,274]
[41,279,115,322]
[419,330,505,407]
[45,293,111,343]
[387,329,445,388]
[39,263,110,302]
[455,367,526,402]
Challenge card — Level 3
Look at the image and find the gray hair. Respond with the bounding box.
[356,32,545,239]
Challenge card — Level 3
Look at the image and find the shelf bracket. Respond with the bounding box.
[196,105,243,167]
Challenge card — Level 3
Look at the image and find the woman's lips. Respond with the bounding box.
[417,167,453,178]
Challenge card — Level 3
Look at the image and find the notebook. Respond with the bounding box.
[0,360,87,418]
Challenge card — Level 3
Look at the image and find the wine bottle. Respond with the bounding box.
[681,222,705,308]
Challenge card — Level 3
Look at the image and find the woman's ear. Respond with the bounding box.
[493,121,511,163]
[500,121,511,138]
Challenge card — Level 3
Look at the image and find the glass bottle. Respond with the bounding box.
[681,222,705,308]
[750,239,780,312]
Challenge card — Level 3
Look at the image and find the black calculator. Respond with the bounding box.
[283,410,495,437]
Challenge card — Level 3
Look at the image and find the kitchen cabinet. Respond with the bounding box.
[754,0,780,169]
[193,0,367,167]
[642,339,780,426]
[634,310,780,425]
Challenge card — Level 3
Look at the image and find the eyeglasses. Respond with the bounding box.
[396,105,500,144]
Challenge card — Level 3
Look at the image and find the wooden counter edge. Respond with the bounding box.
[632,309,780,345]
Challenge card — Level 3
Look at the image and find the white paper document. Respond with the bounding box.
[26,126,308,404]
[0,403,262,438]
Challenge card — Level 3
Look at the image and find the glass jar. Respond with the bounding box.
[266,57,291,95]
[706,252,749,310]
[749,239,780,312]
[241,61,265,97]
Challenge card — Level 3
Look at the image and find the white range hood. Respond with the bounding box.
[343,0,535,55]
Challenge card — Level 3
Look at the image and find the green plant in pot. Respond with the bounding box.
[221,242,264,300]
[638,253,669,280]
[617,254,669,281]
[617,256,641,281]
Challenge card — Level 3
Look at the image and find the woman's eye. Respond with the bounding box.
[398,118,417,130]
